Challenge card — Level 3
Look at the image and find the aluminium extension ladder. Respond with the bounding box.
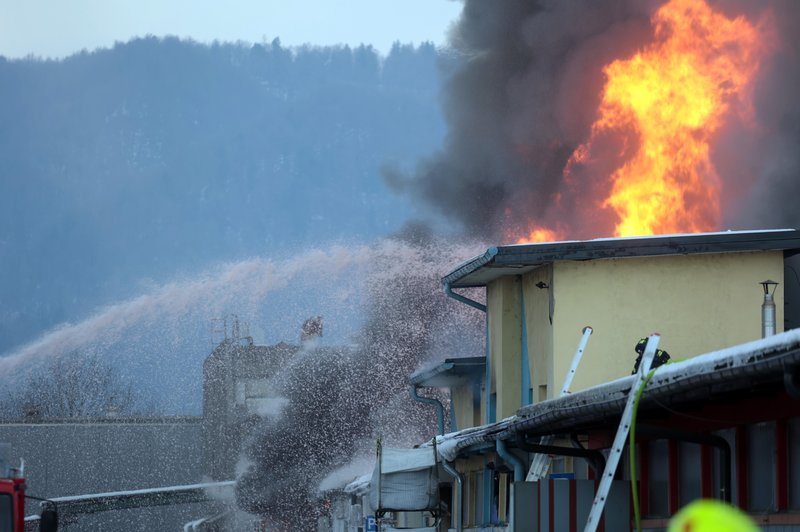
[526,326,593,482]
[583,333,661,532]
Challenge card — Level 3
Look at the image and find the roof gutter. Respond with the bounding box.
[442,247,499,290]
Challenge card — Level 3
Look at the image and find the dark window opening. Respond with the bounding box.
[0,493,13,532]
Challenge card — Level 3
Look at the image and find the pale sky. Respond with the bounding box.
[0,0,463,59]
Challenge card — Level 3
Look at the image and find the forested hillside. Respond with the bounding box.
[0,37,447,354]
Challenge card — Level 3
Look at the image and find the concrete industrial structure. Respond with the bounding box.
[202,316,336,482]
[202,330,300,481]
[0,417,214,530]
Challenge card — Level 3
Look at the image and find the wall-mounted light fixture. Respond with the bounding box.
[535,281,549,290]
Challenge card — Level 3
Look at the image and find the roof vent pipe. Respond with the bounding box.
[761,280,779,338]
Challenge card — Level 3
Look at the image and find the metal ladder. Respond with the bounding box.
[583,333,661,532]
[526,326,593,482]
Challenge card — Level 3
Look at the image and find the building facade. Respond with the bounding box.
[368,229,800,531]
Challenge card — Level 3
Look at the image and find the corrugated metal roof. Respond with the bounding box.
[443,229,800,288]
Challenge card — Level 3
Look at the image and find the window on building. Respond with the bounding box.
[465,473,476,527]
[788,418,800,510]
[748,421,776,512]
[501,472,512,523]
[648,439,669,517]
[679,442,702,507]
[464,470,486,527]
[713,428,736,503]
[475,470,485,525]
[438,483,453,528]
[491,472,499,523]
[0,494,12,532]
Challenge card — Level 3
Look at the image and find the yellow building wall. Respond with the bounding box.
[452,383,481,431]
[487,276,522,419]
[548,251,785,393]
[522,265,554,403]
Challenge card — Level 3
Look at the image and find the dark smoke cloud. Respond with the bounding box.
[397,0,800,241]
[733,0,800,230]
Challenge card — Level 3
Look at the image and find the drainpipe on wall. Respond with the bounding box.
[445,279,497,527]
[444,282,491,425]
[444,283,487,313]
[442,461,463,532]
[409,384,445,436]
[495,438,524,482]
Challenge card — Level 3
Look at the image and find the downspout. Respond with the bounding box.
[497,437,524,532]
[444,282,487,313]
[445,280,496,525]
[444,282,492,425]
[410,384,445,436]
[442,461,463,532]
[495,439,524,482]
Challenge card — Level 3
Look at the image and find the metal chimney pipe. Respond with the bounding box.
[761,280,779,338]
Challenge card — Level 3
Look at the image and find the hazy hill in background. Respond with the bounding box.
[0,37,448,355]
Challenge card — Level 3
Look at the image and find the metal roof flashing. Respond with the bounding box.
[443,229,800,288]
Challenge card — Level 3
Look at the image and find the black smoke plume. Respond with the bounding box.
[392,0,800,241]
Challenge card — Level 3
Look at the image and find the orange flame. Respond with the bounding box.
[574,0,769,237]
[518,227,563,244]
[516,0,773,245]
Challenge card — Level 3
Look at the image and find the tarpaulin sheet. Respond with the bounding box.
[369,447,439,512]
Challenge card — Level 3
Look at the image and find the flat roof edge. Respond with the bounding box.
[442,246,498,288]
[444,229,800,288]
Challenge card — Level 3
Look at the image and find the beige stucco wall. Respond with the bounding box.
[487,276,523,419]
[522,265,554,404]
[547,250,785,393]
[452,383,482,431]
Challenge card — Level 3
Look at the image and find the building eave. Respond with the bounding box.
[408,357,486,388]
[443,229,800,289]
